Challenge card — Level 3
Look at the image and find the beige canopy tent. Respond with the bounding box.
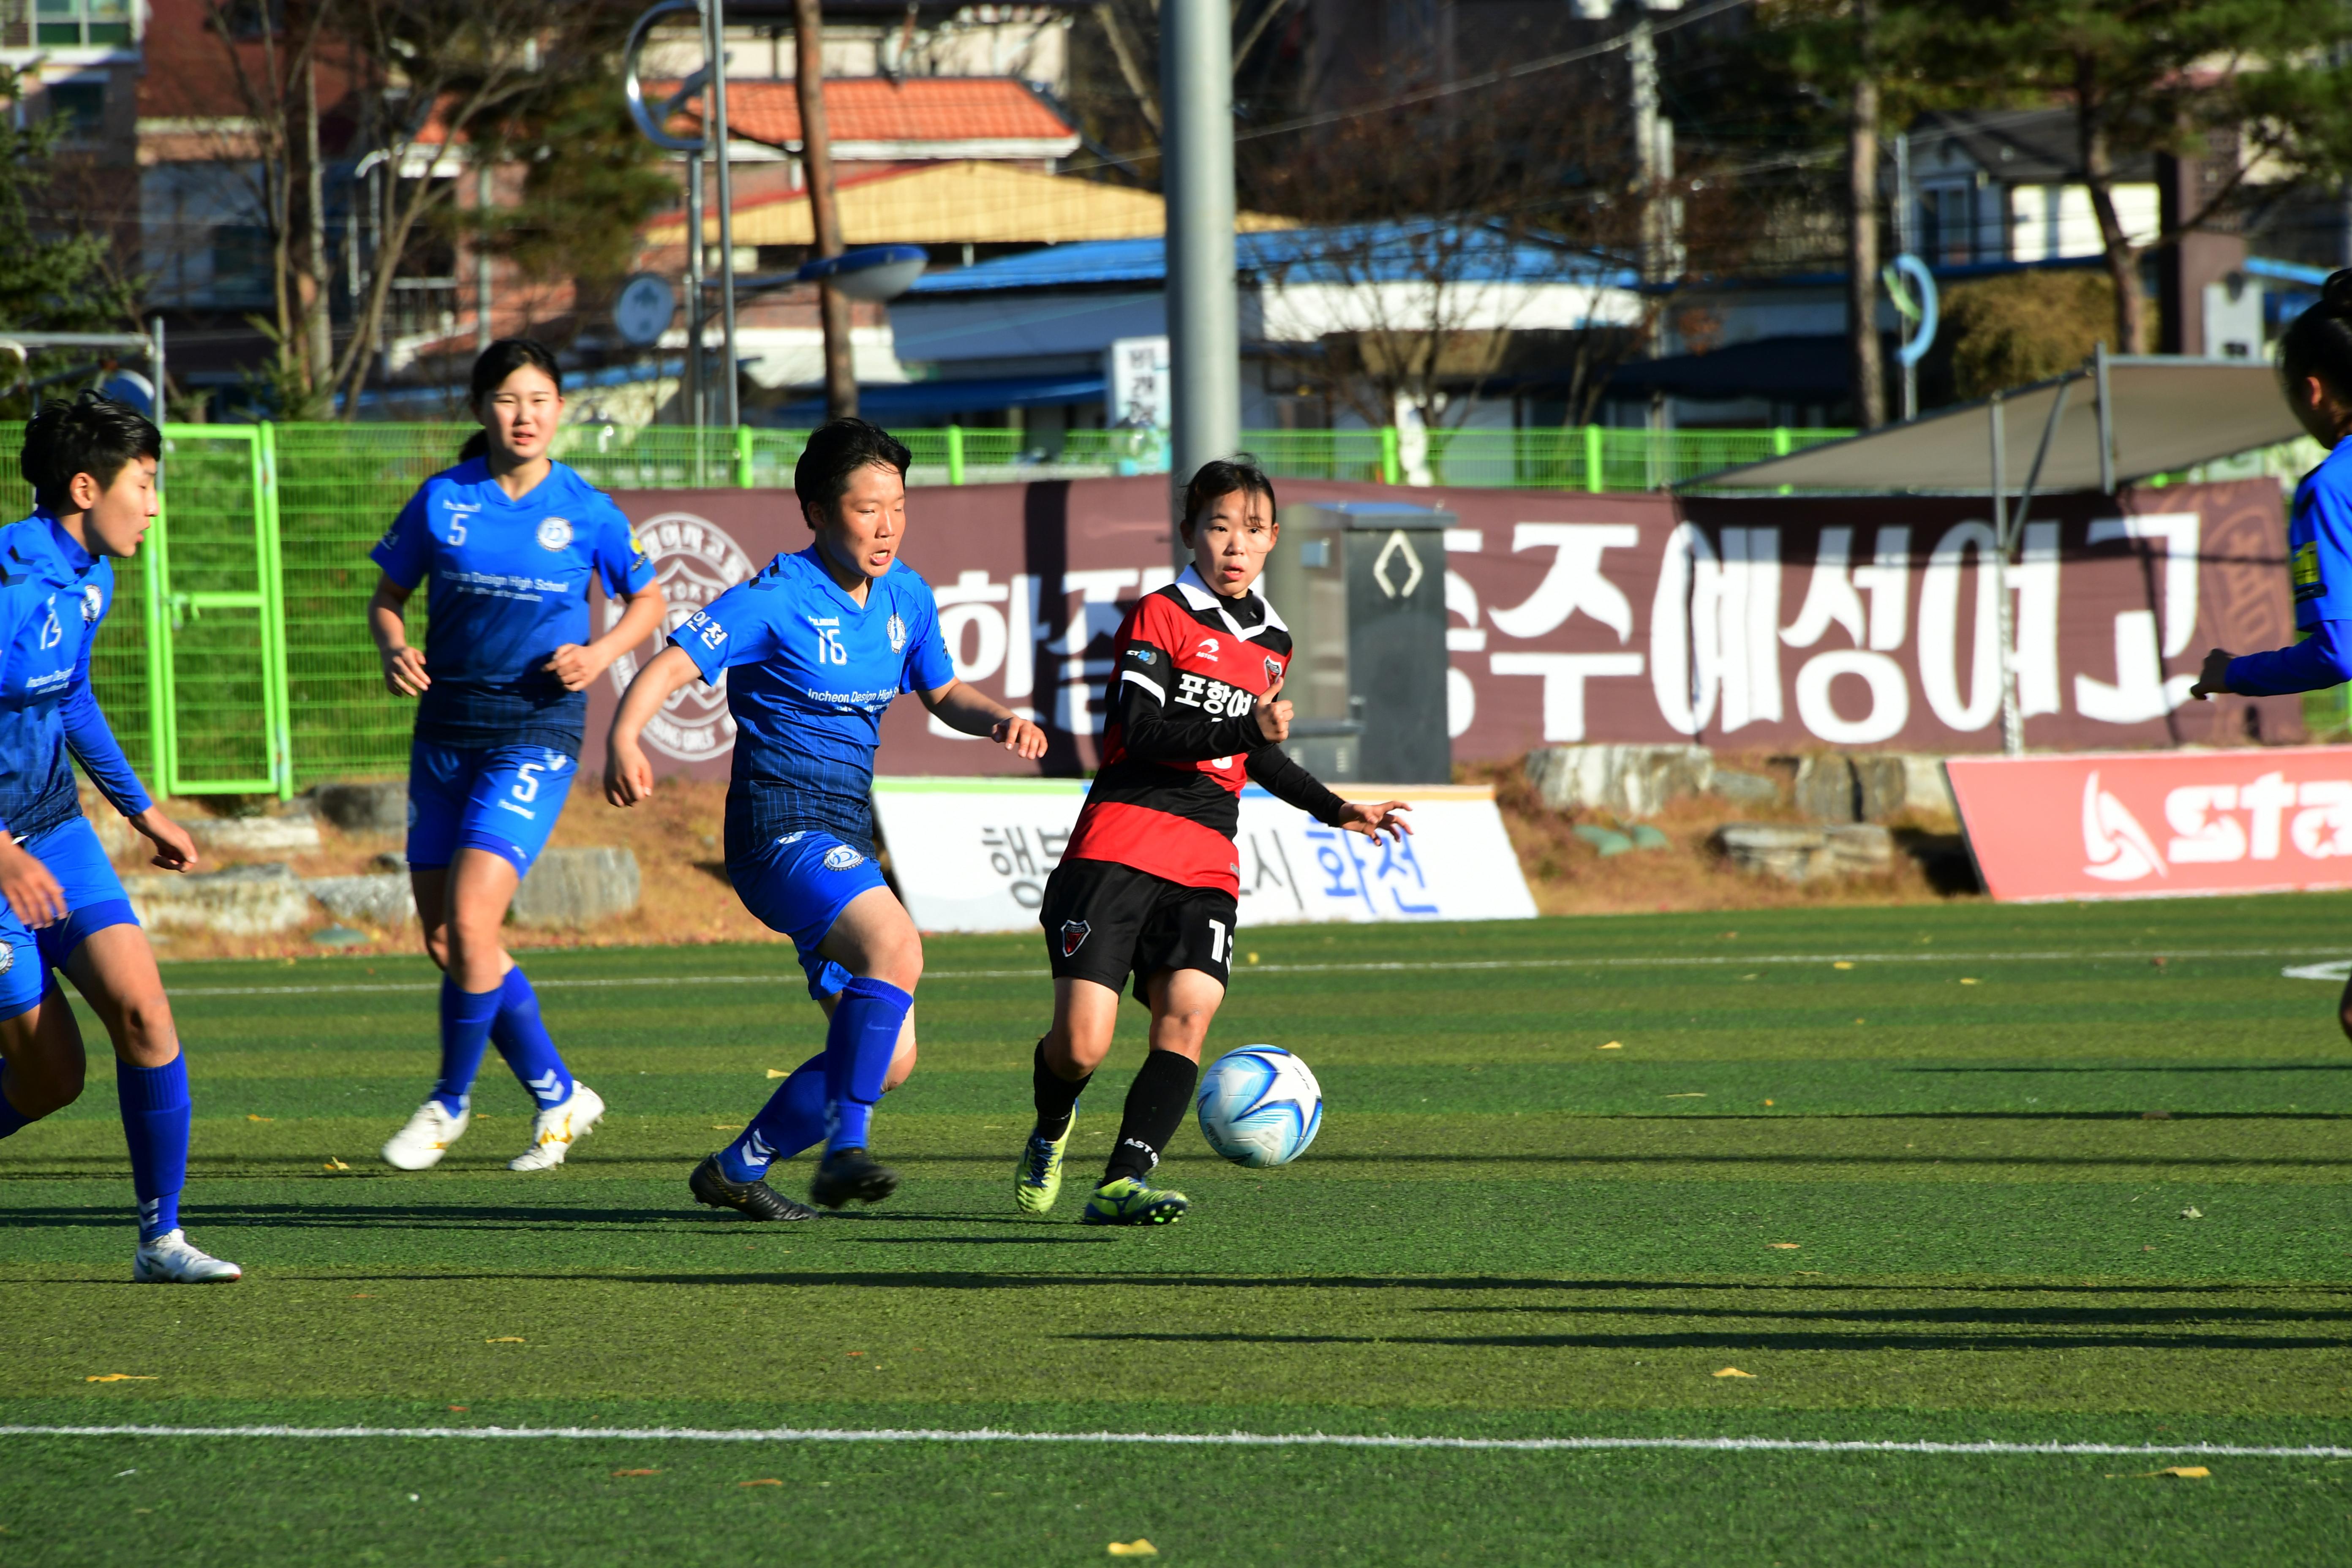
[1696,353,2306,496]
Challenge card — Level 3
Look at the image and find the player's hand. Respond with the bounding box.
[130,808,199,872]
[991,712,1048,760]
[0,836,68,928]
[544,643,606,693]
[604,738,655,808]
[1335,799,1412,843]
[381,643,429,697]
[2188,647,2235,701]
[1255,675,1293,744]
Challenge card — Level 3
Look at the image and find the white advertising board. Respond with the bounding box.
[871,778,1538,934]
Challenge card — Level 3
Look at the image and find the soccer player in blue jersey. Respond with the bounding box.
[2193,267,2352,1041]
[604,418,1046,1216]
[368,340,665,1172]
[0,394,240,1281]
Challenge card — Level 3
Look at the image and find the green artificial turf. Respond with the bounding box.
[4,897,2352,1565]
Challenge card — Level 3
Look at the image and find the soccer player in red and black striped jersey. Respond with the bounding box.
[1013,459,1410,1225]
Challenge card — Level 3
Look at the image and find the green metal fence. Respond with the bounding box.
[5,419,1852,791]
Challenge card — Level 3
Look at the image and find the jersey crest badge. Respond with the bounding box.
[82,585,103,623]
[887,612,907,653]
[536,516,574,552]
[0,942,12,976]
[823,844,866,871]
[1262,654,1282,688]
[1060,919,1091,957]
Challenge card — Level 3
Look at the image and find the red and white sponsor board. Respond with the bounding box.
[1945,746,2352,902]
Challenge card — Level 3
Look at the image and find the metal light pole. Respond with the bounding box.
[1160,0,1239,557]
[685,152,704,427]
[705,0,740,427]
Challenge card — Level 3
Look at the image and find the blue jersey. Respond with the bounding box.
[371,457,655,751]
[0,511,151,843]
[2289,437,2352,630]
[672,545,954,857]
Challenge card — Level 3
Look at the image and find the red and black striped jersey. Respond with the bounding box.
[1061,566,1347,893]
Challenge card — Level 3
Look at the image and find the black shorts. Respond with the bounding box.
[1039,858,1236,1004]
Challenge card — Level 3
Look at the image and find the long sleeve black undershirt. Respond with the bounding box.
[1111,641,1349,826]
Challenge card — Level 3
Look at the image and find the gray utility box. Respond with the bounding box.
[1260,500,1453,784]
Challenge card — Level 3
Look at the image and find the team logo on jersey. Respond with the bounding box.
[0,942,13,976]
[823,844,866,871]
[1059,919,1091,957]
[606,512,755,764]
[1262,655,1282,687]
[81,585,103,623]
[1132,647,1156,665]
[536,516,574,552]
[887,613,907,653]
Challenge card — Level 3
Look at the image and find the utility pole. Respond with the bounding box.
[1160,0,1239,559]
[476,163,495,353]
[685,152,704,425]
[1893,132,1917,420]
[795,0,856,420]
[1627,7,1676,285]
[1846,0,1884,429]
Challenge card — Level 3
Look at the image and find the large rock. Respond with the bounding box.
[1794,756,1860,823]
[1712,823,1894,883]
[1525,745,1716,817]
[310,780,409,835]
[183,813,322,854]
[122,863,313,934]
[304,874,415,929]
[511,846,640,929]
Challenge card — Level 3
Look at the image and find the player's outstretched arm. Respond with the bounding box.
[1242,746,1413,843]
[546,581,667,692]
[2192,621,2352,699]
[368,574,429,697]
[605,644,701,806]
[919,679,1048,759]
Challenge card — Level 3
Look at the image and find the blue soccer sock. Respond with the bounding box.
[490,967,575,1110]
[715,1051,826,1183]
[433,977,503,1116]
[0,1068,33,1139]
[823,977,911,1153]
[117,1056,191,1242]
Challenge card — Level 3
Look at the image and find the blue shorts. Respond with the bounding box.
[728,829,889,999]
[406,739,577,875]
[0,816,139,1022]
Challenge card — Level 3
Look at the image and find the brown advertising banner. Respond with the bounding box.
[590,476,2300,779]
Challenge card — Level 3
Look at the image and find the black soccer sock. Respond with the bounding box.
[1032,1039,1089,1141]
[1102,1048,1199,1184]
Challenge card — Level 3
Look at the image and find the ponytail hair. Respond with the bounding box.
[458,337,564,461]
[2279,270,2352,398]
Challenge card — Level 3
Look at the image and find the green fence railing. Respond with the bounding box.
[2,419,1855,792]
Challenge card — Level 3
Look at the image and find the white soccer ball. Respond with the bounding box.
[1195,1045,1323,1168]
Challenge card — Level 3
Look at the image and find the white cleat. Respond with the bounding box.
[133,1229,242,1283]
[382,1099,470,1171]
[508,1082,605,1172]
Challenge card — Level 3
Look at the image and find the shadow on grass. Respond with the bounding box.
[1070,1328,2352,1351]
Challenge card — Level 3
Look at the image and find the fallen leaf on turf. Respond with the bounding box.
[611,1468,660,1478]
[1713,1367,1756,1378]
[323,1159,350,1170]
[2107,1466,2209,1479]
[247,1114,274,1122]
[2181,1206,2203,1220]
[1599,1041,1622,1050]
[1769,1243,1800,1250]
[1832,961,1854,970]
[1763,1099,1775,1106]
[1664,1092,1705,1098]
[766,1069,789,1079]
[1795,1270,1824,1276]
[1959,978,1979,985]
[1107,1542,1158,1557]
[448,1406,467,1412]
[710,1125,737,1131]
[86,1375,155,1383]
[485,1337,525,1344]
[350,1293,376,1299]
[847,1350,865,1357]
[739,1478,783,1487]
[1246,952,1259,964]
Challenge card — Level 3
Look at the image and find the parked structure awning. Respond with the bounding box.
[1696,355,2306,495]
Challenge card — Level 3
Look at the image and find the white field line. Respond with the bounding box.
[154,947,2352,999]
[0,1424,2345,1459]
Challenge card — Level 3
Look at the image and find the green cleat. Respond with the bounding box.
[1014,1110,1077,1215]
[1081,1175,1189,1227]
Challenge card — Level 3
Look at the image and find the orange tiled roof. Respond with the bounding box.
[657,76,1074,148]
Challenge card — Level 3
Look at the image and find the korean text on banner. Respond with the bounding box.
[1945,746,2352,902]
[870,779,1538,934]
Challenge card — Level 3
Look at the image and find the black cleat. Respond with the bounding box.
[690,1154,818,1221]
[810,1147,900,1209]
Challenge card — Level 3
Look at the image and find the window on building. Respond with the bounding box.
[45,80,107,139]
[1919,185,1974,265]
[35,0,133,47]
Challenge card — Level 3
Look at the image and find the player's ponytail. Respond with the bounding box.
[2280,270,2352,401]
[459,337,564,460]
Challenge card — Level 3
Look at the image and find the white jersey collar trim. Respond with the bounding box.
[1173,565,1286,639]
